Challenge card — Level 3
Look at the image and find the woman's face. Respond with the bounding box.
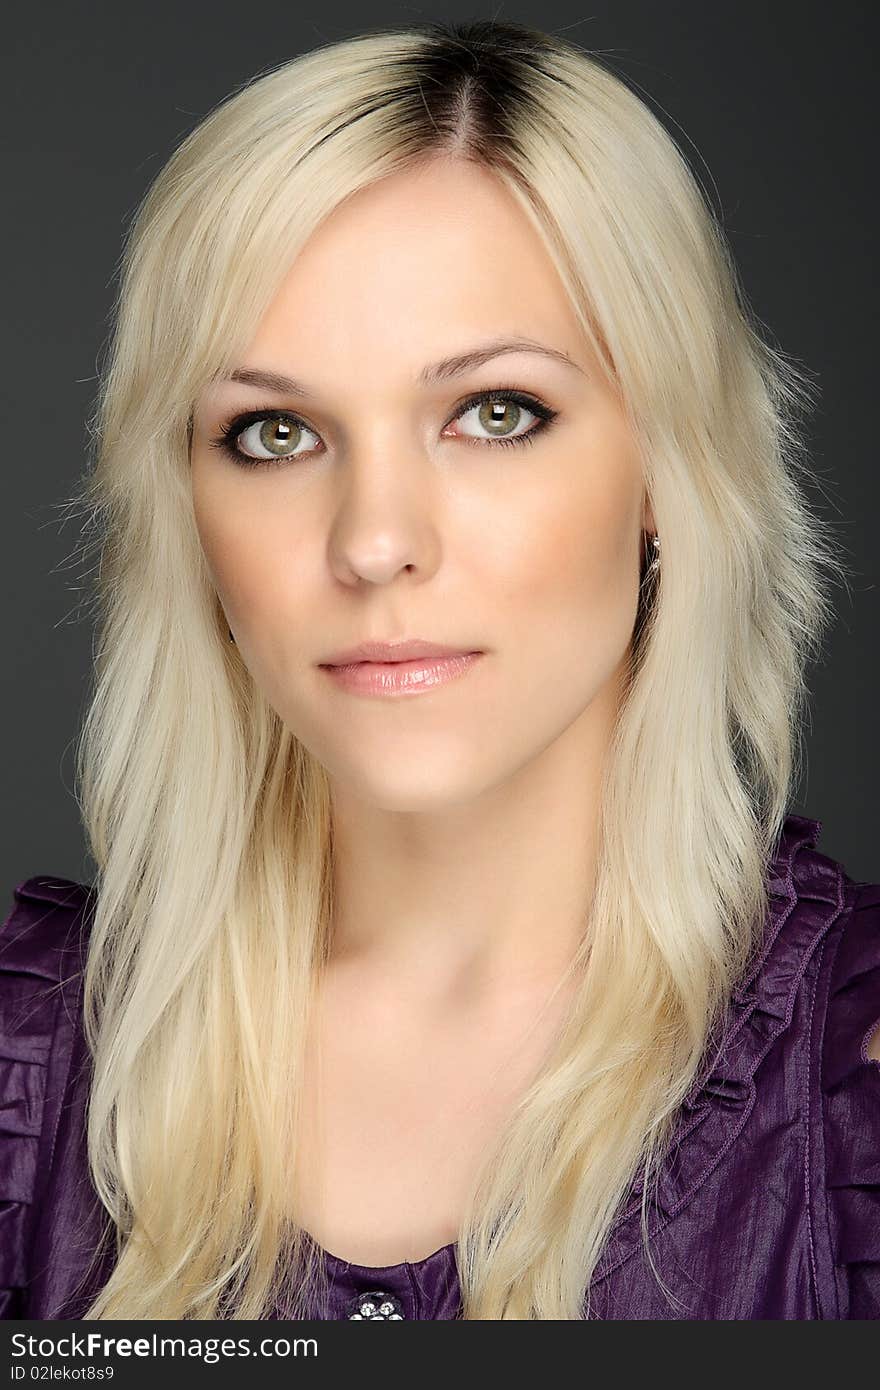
[190,158,652,810]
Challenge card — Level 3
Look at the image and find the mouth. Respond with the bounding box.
[317,649,484,698]
[319,638,482,665]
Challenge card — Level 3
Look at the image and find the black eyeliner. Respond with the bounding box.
[208,386,560,468]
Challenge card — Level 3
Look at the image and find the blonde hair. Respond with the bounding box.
[65,19,848,1318]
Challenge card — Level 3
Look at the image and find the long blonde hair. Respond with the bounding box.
[66,19,848,1318]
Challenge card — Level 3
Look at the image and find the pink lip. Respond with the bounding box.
[321,639,480,665]
[319,651,483,697]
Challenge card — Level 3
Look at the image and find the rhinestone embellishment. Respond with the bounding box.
[347,1288,405,1319]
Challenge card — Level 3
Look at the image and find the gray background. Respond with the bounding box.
[2,1,876,891]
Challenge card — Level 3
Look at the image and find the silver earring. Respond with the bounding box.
[644,533,661,578]
[228,627,236,643]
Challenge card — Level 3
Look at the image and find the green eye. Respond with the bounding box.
[460,397,533,439]
[209,388,559,470]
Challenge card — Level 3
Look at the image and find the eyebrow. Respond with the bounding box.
[219,336,585,397]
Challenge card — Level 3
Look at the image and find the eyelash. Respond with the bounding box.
[207,387,560,470]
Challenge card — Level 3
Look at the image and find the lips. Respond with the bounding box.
[320,639,481,666]
[319,649,484,696]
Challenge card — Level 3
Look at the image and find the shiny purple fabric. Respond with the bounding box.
[1,814,878,1320]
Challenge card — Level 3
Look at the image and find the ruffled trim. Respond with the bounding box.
[820,879,880,1305]
[0,876,94,1305]
[593,812,845,1283]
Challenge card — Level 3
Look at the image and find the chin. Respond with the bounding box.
[331,750,504,814]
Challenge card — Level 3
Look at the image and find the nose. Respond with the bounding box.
[325,440,442,588]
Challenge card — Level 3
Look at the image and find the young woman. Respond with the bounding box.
[1,19,877,1321]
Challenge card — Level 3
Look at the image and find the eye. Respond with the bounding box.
[209,410,321,467]
[443,390,557,449]
[207,388,558,470]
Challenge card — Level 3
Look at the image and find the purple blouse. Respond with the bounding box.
[1,813,878,1320]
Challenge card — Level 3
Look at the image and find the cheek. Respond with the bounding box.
[191,469,238,596]
[483,462,640,663]
[191,473,306,628]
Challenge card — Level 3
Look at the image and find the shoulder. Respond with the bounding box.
[0,874,96,1030]
[0,874,96,977]
[752,814,873,1054]
[0,871,95,1107]
[778,820,880,1097]
[769,818,879,1052]
[817,871,880,1112]
[823,879,880,1060]
[809,860,880,1318]
[0,870,96,1100]
[0,874,95,1314]
[722,819,879,1317]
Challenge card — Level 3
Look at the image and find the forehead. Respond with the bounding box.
[242,159,593,385]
